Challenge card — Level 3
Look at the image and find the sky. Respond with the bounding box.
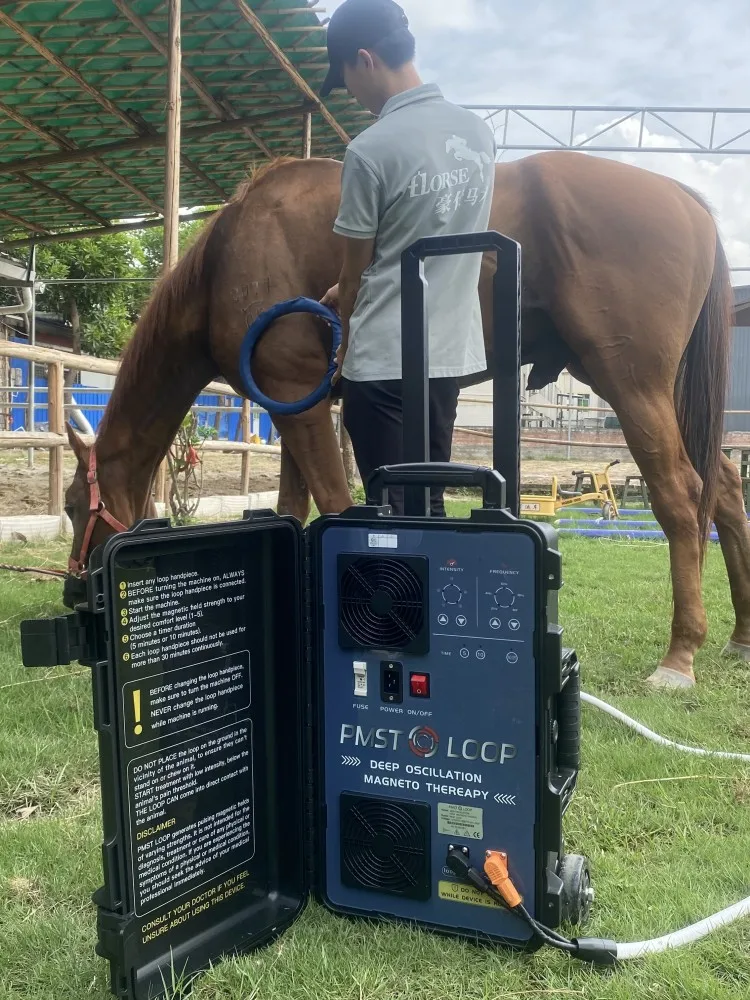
[325,0,750,277]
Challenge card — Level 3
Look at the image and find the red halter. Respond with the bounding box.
[68,448,128,578]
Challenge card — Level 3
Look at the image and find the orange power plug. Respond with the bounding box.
[484,850,523,909]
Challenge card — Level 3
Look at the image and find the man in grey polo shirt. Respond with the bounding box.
[321,0,496,514]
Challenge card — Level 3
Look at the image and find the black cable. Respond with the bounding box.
[444,847,616,964]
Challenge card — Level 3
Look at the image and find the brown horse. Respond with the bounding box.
[62,151,748,689]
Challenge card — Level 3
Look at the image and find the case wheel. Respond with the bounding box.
[559,854,594,925]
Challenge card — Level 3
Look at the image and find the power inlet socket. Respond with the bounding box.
[380,661,403,704]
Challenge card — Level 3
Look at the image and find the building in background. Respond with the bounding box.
[457,286,750,433]
[725,286,750,433]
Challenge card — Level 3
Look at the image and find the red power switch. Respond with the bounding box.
[410,673,430,697]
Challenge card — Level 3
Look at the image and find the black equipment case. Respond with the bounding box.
[20,233,584,1000]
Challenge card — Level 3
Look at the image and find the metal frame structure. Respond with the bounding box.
[469,105,750,156]
[0,0,368,248]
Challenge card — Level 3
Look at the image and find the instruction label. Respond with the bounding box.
[111,543,259,927]
[122,651,250,747]
[115,565,248,671]
[437,802,484,840]
[438,880,503,909]
[128,720,254,915]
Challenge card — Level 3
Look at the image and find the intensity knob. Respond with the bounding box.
[493,585,515,609]
[441,583,462,605]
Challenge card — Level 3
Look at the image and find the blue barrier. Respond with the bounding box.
[5,343,274,443]
[558,527,720,542]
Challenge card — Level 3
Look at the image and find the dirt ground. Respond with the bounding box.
[0,449,282,516]
[0,441,641,516]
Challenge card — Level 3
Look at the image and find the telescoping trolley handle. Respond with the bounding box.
[368,462,506,510]
[400,230,521,517]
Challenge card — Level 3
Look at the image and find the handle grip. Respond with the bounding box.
[556,666,581,772]
[367,463,506,509]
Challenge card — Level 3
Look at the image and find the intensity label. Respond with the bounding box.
[437,802,484,840]
[438,880,503,909]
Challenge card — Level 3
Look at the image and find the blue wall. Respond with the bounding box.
[6,345,273,442]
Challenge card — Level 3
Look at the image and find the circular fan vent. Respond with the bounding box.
[340,794,430,899]
[339,556,425,650]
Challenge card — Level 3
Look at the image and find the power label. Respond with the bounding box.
[437,801,483,840]
[438,880,503,909]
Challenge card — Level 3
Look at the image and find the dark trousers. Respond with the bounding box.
[341,377,460,516]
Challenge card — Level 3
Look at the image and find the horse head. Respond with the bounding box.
[63,424,131,608]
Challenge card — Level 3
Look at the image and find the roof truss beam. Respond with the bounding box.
[231,0,350,145]
[0,106,307,175]
[112,0,273,159]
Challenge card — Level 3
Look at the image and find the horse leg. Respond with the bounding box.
[712,454,750,659]
[610,389,707,687]
[273,403,352,515]
[277,439,311,522]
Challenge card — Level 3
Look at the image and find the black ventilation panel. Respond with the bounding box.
[337,554,429,654]
[339,793,431,901]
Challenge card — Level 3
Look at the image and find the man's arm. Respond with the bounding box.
[332,235,375,381]
[321,147,381,381]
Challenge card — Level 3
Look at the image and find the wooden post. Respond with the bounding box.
[302,109,312,159]
[240,398,251,494]
[157,0,181,507]
[163,0,181,271]
[341,419,356,493]
[47,361,64,515]
[155,462,168,505]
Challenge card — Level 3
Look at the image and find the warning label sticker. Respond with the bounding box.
[438,880,503,909]
[437,802,483,840]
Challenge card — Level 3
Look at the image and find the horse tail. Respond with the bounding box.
[674,195,733,551]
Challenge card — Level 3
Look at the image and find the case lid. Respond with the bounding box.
[80,512,308,999]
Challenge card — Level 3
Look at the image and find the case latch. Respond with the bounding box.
[20,611,94,667]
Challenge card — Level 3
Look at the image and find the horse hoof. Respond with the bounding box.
[722,639,750,662]
[645,666,696,689]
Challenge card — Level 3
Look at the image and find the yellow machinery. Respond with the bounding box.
[520,460,620,519]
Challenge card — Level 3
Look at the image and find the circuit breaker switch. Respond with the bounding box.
[353,661,368,697]
[410,673,430,697]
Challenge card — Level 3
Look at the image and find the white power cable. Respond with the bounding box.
[579,689,750,957]
[615,897,750,959]
[580,690,750,762]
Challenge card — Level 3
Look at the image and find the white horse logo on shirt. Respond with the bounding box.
[445,135,492,181]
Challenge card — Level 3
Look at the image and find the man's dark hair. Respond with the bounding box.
[372,26,416,68]
[342,27,415,70]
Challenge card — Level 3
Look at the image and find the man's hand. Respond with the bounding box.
[331,343,345,386]
[321,283,340,312]
[323,284,344,383]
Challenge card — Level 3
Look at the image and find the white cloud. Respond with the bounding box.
[325,0,750,274]
[326,0,500,32]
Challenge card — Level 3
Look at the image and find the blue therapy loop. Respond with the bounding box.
[238,296,342,417]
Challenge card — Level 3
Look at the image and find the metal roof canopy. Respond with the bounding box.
[0,0,372,249]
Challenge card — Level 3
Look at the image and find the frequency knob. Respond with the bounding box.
[441,583,462,605]
[493,585,515,609]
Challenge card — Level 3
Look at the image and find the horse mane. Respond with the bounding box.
[106,158,306,423]
[674,180,717,218]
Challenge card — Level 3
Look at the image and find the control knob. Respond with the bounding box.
[493,585,515,609]
[441,583,462,605]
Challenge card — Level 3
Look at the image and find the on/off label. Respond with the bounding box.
[438,881,503,909]
[437,802,483,840]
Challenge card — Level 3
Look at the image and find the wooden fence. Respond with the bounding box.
[0,342,296,516]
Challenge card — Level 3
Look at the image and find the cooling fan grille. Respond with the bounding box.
[337,554,428,653]
[340,793,431,900]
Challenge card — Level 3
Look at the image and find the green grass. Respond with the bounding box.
[1,527,750,999]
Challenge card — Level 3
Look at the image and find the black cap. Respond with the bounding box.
[320,0,411,97]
